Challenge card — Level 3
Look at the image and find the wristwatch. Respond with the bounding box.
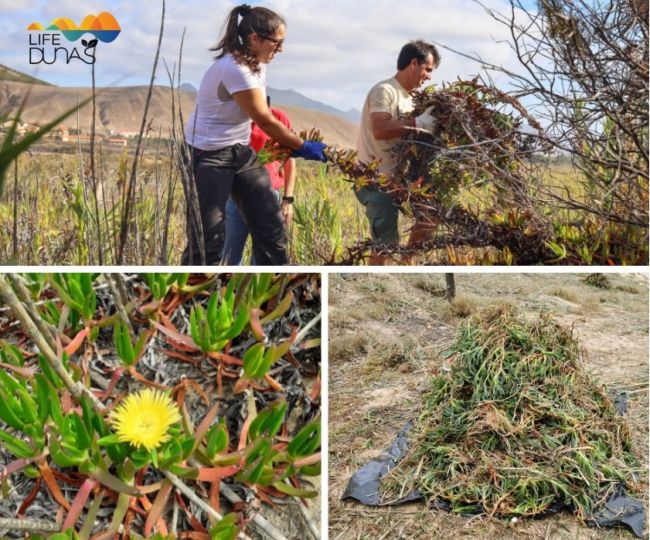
[282,196,294,204]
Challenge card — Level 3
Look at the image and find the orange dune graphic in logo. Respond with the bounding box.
[27,12,121,43]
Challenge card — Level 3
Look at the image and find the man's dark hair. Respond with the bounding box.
[397,40,440,70]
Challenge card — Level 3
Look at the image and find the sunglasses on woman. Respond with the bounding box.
[258,34,284,49]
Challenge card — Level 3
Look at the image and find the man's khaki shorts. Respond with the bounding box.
[354,186,400,246]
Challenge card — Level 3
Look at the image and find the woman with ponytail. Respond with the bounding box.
[182,4,327,266]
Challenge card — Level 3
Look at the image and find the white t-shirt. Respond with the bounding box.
[185,53,266,151]
[357,77,414,174]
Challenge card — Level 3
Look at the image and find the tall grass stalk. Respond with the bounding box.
[116,0,165,264]
[11,157,18,260]
[89,56,104,265]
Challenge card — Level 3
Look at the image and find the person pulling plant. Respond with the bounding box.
[222,96,296,265]
[182,4,327,266]
[355,40,441,265]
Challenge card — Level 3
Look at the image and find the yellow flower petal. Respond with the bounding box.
[109,388,181,451]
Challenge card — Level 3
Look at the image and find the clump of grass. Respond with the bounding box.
[441,294,482,320]
[411,276,446,297]
[547,286,580,304]
[329,333,369,363]
[615,285,640,295]
[291,163,366,264]
[582,273,611,289]
[383,305,640,521]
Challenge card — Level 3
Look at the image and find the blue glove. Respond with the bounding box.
[292,141,327,162]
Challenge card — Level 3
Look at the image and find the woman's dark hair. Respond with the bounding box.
[397,40,440,71]
[211,4,286,73]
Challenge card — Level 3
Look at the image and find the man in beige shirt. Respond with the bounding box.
[355,40,440,265]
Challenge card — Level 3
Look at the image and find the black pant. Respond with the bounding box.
[181,144,289,265]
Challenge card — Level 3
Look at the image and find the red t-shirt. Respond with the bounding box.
[250,107,292,190]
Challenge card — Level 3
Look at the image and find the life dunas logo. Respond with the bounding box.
[27,12,121,65]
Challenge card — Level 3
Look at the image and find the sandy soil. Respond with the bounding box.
[328,273,648,540]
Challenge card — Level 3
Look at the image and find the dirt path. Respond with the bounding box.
[328,273,648,540]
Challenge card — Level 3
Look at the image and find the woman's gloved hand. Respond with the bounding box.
[292,141,328,162]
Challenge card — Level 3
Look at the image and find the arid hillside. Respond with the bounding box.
[0,80,359,149]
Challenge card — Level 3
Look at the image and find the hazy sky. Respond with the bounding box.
[1,0,531,112]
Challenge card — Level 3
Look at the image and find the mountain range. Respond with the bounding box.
[179,82,361,124]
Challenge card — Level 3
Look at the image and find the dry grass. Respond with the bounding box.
[412,276,447,297]
[443,294,483,319]
[547,286,581,304]
[615,284,641,295]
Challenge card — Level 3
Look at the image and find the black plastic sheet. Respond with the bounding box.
[341,423,423,505]
[342,421,645,537]
[612,390,629,415]
[589,484,645,538]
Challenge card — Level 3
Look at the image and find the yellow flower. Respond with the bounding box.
[109,389,181,451]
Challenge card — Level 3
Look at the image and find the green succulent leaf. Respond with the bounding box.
[68,412,92,451]
[272,481,318,498]
[0,429,33,457]
[34,374,51,425]
[209,513,240,540]
[240,437,274,484]
[15,386,38,425]
[38,354,63,388]
[50,435,88,468]
[242,343,266,379]
[145,273,172,301]
[299,462,322,476]
[206,421,229,459]
[0,388,25,430]
[0,343,25,367]
[287,420,321,459]
[248,401,287,442]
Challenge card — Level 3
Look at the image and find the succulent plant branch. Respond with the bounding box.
[0,274,105,413]
[0,273,320,537]
[0,274,140,315]
[0,517,60,533]
[103,273,135,332]
[292,313,322,351]
[7,273,57,352]
[163,470,256,540]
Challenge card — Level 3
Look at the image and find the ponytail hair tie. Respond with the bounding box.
[239,4,252,16]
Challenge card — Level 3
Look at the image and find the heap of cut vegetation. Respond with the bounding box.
[382,305,641,520]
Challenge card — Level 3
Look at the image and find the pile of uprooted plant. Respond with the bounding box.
[381,305,642,520]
